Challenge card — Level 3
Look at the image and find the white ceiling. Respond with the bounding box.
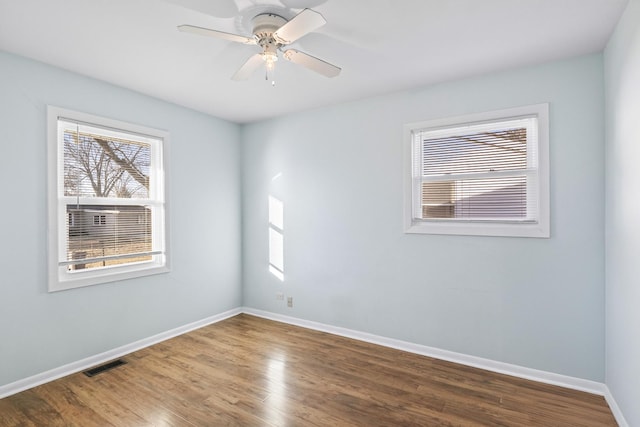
[0,0,629,123]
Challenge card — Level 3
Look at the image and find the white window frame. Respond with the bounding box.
[403,104,549,238]
[47,106,170,292]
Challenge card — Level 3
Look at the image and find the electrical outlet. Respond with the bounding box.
[287,296,293,308]
[276,292,284,301]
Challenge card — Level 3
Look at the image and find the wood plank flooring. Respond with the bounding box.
[0,314,617,426]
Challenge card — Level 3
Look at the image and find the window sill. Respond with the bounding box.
[48,262,170,292]
[405,219,550,238]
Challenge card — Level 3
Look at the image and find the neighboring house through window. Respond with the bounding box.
[47,106,169,291]
[404,104,549,237]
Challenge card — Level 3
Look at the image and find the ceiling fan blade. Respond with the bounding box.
[232,54,264,80]
[177,25,256,45]
[273,8,326,44]
[283,49,341,78]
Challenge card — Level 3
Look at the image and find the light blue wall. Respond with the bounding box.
[0,46,611,392]
[605,0,640,424]
[0,51,242,387]
[242,54,606,381]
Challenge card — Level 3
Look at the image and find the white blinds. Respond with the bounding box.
[63,205,156,269]
[59,119,161,270]
[414,117,538,222]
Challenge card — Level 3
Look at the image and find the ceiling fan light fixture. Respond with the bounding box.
[262,51,278,71]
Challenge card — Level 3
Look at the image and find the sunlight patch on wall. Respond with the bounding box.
[269,195,284,281]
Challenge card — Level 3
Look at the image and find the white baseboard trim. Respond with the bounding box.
[242,308,607,397]
[0,307,242,400]
[604,386,629,427]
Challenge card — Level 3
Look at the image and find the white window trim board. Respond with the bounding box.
[46,106,171,292]
[403,103,550,238]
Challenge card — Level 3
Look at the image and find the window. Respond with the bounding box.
[47,106,169,291]
[404,104,549,237]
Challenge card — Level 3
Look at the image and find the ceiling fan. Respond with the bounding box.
[178,8,341,83]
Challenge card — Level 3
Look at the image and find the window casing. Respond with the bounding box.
[404,104,549,237]
[47,106,170,291]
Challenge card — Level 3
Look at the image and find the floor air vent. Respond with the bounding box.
[83,359,127,377]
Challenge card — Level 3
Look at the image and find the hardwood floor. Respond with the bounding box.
[0,314,617,426]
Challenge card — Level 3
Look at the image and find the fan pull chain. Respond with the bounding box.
[265,69,276,87]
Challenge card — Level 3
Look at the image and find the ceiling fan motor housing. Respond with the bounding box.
[252,13,287,42]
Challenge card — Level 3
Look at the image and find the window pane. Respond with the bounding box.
[423,176,528,219]
[63,125,151,199]
[66,204,152,270]
[422,127,527,175]
[422,176,527,219]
